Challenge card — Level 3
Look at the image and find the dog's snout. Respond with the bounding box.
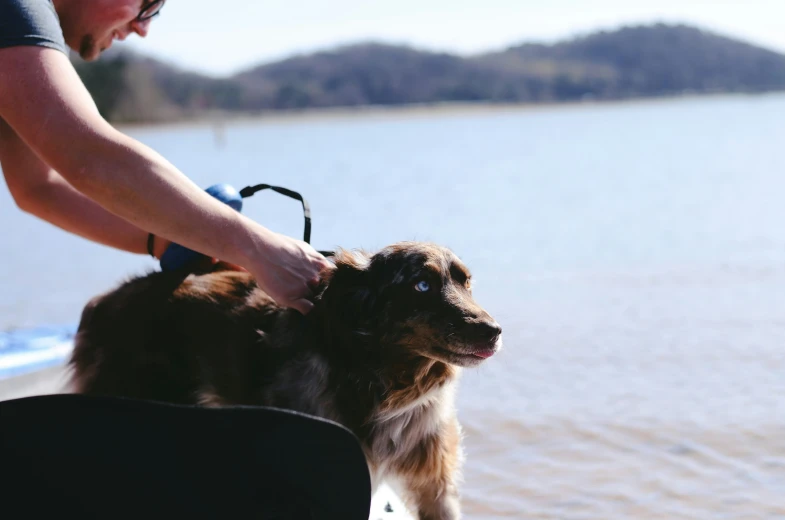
[469,320,502,342]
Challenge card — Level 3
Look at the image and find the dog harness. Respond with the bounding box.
[158,183,332,271]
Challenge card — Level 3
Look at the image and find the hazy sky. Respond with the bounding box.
[125,0,785,77]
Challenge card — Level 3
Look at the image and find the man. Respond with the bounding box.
[0,0,331,314]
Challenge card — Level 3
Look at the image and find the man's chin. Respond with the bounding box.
[78,36,101,61]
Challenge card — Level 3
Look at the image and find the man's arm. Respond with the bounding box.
[0,46,330,313]
[0,118,169,257]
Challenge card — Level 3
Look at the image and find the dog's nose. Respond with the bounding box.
[470,320,502,342]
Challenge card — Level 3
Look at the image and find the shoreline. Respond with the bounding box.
[115,90,785,131]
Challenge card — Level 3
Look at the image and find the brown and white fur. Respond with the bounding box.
[69,241,502,520]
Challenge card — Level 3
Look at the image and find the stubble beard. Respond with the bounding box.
[79,35,100,61]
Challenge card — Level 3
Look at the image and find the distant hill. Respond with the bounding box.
[478,24,785,99]
[72,23,785,123]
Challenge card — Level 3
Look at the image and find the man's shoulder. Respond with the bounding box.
[0,0,67,55]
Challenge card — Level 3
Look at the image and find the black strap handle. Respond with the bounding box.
[239,184,333,257]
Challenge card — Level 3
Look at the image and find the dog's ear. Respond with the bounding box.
[315,249,377,342]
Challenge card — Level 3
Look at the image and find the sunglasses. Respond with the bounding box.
[137,0,166,23]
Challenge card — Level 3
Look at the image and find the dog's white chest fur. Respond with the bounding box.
[367,382,457,492]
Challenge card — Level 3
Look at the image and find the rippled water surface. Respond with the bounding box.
[3,95,785,518]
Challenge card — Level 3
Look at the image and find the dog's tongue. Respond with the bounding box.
[471,349,496,359]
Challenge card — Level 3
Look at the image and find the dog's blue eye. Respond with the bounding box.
[415,280,430,292]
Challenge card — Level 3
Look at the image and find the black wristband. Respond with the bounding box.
[147,233,156,258]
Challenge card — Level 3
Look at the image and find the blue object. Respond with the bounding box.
[159,183,243,271]
[205,183,243,212]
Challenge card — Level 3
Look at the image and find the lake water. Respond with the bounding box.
[2,95,785,519]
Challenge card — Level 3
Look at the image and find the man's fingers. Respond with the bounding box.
[307,275,322,291]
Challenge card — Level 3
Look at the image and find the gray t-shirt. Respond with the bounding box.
[0,0,67,54]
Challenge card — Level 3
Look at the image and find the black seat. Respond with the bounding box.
[0,394,371,519]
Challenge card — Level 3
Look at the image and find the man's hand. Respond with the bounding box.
[157,231,333,314]
[241,228,333,315]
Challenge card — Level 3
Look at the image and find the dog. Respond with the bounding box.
[69,241,502,520]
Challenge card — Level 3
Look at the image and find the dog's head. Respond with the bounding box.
[315,242,502,368]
